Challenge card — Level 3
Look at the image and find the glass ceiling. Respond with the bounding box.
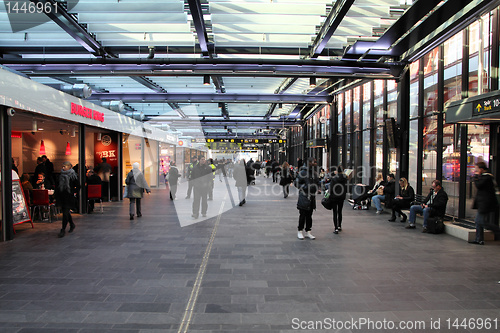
[3,0,473,142]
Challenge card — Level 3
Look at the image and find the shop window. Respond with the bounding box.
[353,86,360,131]
[422,116,438,193]
[408,120,419,189]
[442,123,459,217]
[387,80,398,120]
[375,127,383,174]
[423,47,439,117]
[363,82,371,129]
[409,60,419,118]
[374,80,384,122]
[362,130,371,184]
[465,124,490,220]
[469,13,492,97]
[345,90,352,133]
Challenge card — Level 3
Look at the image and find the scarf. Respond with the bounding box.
[58,168,77,193]
[131,162,150,190]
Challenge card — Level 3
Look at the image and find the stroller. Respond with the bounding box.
[349,184,371,210]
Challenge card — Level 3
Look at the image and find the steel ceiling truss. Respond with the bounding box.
[29,0,114,58]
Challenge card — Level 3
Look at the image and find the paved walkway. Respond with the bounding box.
[1,175,500,332]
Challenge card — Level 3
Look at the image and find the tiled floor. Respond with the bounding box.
[1,175,500,332]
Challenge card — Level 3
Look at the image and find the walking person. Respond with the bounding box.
[388,177,414,222]
[296,157,320,240]
[279,162,294,198]
[185,156,198,199]
[125,162,151,220]
[167,161,180,200]
[469,162,498,245]
[233,159,248,206]
[55,162,80,238]
[329,165,347,234]
[191,156,213,218]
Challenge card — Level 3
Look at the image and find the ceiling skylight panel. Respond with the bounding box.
[77,13,188,24]
[211,14,321,26]
[223,77,284,94]
[210,2,326,15]
[88,23,191,33]
[68,1,184,13]
[212,24,315,34]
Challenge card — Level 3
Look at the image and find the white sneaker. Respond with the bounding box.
[376,210,383,214]
[297,230,305,240]
[304,231,316,240]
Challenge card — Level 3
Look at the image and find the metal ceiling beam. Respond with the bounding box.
[89,93,332,104]
[309,0,355,58]
[50,76,108,93]
[130,76,167,93]
[30,0,113,58]
[150,120,300,128]
[187,0,211,57]
[0,46,344,57]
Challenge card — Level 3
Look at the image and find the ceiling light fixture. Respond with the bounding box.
[310,77,316,88]
[203,75,210,85]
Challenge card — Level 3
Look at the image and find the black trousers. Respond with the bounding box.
[192,187,208,217]
[129,198,141,216]
[391,199,410,217]
[283,184,290,197]
[61,205,74,230]
[332,200,344,229]
[298,208,313,232]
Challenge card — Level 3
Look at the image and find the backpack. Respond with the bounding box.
[426,217,444,234]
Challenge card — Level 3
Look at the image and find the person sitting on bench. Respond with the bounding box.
[405,179,448,232]
[388,177,414,222]
[372,173,396,214]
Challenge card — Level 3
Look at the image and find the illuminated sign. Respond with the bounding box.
[178,140,184,146]
[191,138,286,144]
[71,102,104,122]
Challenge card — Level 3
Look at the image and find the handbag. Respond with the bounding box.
[321,190,334,210]
[376,187,384,195]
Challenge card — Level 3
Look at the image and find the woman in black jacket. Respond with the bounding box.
[296,157,319,240]
[280,162,294,198]
[329,166,347,234]
[389,177,415,222]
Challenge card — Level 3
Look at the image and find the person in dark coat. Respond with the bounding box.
[33,157,45,186]
[185,156,198,199]
[85,168,102,213]
[167,161,180,200]
[233,159,248,206]
[372,173,396,213]
[55,162,80,238]
[271,160,280,183]
[191,156,213,218]
[329,165,347,234]
[125,162,151,220]
[389,177,415,222]
[470,162,498,245]
[296,157,320,240]
[406,179,448,231]
[12,158,19,175]
[41,155,54,183]
[279,162,294,198]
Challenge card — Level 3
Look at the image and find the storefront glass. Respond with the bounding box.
[144,139,158,187]
[387,80,398,120]
[362,130,370,184]
[363,82,371,130]
[442,123,459,217]
[409,61,420,118]
[423,47,439,117]
[375,126,383,174]
[374,80,384,123]
[353,87,360,131]
[422,116,438,193]
[444,32,463,104]
[338,93,343,134]
[408,119,418,190]
[345,90,351,133]
[122,135,142,183]
[465,124,490,219]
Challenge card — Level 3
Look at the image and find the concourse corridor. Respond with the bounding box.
[1,174,500,332]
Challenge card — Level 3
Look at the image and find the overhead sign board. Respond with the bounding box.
[191,138,286,144]
[472,96,500,116]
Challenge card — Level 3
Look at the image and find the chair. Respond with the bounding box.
[32,189,57,222]
[87,184,103,213]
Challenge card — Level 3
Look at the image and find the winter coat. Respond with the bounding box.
[168,166,180,185]
[383,179,396,208]
[329,173,347,202]
[125,170,150,199]
[296,166,319,211]
[233,162,248,187]
[191,163,213,189]
[279,167,294,186]
[423,188,448,217]
[55,169,80,208]
[473,172,498,213]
